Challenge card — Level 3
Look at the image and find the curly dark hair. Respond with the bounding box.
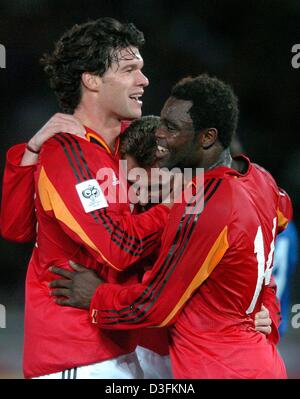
[120,116,160,167]
[40,17,145,114]
[171,74,239,148]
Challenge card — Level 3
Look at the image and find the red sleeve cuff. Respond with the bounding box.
[6,143,36,169]
[89,283,110,326]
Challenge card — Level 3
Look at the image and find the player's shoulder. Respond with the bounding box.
[41,133,86,153]
[252,162,278,187]
[203,169,235,199]
[40,133,99,166]
[202,173,235,216]
[38,133,94,176]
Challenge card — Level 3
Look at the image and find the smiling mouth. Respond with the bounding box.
[129,94,143,105]
[156,145,169,158]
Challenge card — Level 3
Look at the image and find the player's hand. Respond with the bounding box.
[48,260,102,309]
[28,113,86,152]
[254,304,272,335]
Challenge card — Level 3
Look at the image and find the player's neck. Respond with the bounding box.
[74,103,121,150]
[205,148,232,171]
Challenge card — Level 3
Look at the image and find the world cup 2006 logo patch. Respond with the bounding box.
[82,185,100,202]
[75,179,108,213]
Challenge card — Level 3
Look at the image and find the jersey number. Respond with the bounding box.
[246,217,277,314]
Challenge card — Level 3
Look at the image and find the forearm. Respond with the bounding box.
[20,145,39,166]
[89,281,168,330]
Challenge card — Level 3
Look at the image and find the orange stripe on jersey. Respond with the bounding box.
[86,132,111,154]
[277,209,289,230]
[159,225,229,327]
[38,166,122,271]
[114,137,120,155]
[86,132,120,156]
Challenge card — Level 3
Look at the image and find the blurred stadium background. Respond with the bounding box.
[0,0,299,379]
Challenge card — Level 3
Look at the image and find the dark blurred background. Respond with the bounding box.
[0,0,299,378]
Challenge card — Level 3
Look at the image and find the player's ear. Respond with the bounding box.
[201,128,218,149]
[81,72,101,92]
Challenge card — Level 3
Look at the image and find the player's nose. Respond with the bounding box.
[137,70,149,87]
[155,127,166,140]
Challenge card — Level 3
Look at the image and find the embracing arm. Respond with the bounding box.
[38,134,169,271]
[88,178,230,328]
[0,114,86,242]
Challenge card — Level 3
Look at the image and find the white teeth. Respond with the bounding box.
[157,145,168,153]
[130,94,142,101]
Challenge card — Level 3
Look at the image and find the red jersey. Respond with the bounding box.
[1,127,169,378]
[90,156,292,379]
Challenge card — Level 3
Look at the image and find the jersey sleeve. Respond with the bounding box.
[89,177,231,329]
[38,134,170,271]
[0,144,37,242]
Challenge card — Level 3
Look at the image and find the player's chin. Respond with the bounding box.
[157,155,171,169]
[127,103,142,119]
[131,109,142,119]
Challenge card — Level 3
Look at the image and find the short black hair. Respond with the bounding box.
[120,116,160,167]
[41,17,145,114]
[171,74,239,148]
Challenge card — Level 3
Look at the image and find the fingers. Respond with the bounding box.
[53,297,74,307]
[49,279,72,289]
[254,307,272,335]
[53,297,84,309]
[50,114,85,134]
[255,307,269,320]
[254,304,272,335]
[255,310,269,320]
[46,121,85,137]
[49,266,74,279]
[69,260,88,272]
[255,316,271,327]
[255,326,272,335]
[50,288,71,297]
[31,113,86,149]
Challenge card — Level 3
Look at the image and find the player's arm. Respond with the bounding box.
[260,276,281,344]
[21,113,86,166]
[39,134,170,271]
[0,144,36,242]
[0,114,86,242]
[50,260,273,338]
[86,178,231,329]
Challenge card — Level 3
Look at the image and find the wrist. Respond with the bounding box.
[26,140,40,154]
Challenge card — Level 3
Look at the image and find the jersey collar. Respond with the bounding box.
[191,154,252,189]
[84,126,120,156]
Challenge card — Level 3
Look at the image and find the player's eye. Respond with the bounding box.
[166,122,177,132]
[159,119,177,132]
